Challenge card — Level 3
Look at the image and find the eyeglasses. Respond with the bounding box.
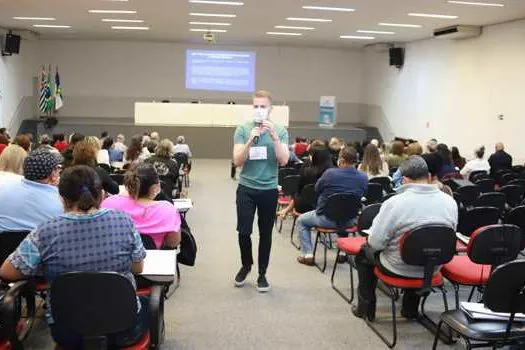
[253,105,268,109]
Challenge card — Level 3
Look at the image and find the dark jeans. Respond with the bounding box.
[236,184,278,275]
[50,296,150,349]
[355,245,421,316]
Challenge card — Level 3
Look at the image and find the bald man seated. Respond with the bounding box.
[488,142,512,177]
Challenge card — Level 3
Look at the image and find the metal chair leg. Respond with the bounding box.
[278,215,284,233]
[366,285,397,348]
[331,251,354,304]
[432,320,444,350]
[290,216,300,250]
[418,287,454,345]
[313,232,327,272]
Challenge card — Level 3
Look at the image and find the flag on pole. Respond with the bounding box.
[45,65,54,112]
[54,66,63,110]
[38,66,49,113]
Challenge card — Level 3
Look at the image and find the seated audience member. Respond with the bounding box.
[425,138,438,154]
[125,134,150,166]
[146,139,179,198]
[0,144,27,185]
[422,153,453,196]
[451,146,466,170]
[173,135,192,158]
[0,134,9,155]
[358,144,389,179]
[328,137,343,166]
[386,140,406,169]
[436,144,459,179]
[100,130,109,144]
[294,137,309,158]
[488,142,512,177]
[73,138,119,195]
[353,156,458,321]
[38,134,60,154]
[13,134,31,152]
[0,128,10,142]
[150,131,160,143]
[277,146,333,219]
[296,147,368,266]
[102,163,181,249]
[62,133,85,167]
[97,136,113,167]
[0,165,148,348]
[0,150,63,231]
[460,146,490,180]
[110,134,127,162]
[53,133,69,153]
[146,140,158,155]
[392,142,423,187]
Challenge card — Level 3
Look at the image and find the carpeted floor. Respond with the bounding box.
[24,159,466,349]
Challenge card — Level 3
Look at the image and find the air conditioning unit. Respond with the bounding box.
[433,25,481,40]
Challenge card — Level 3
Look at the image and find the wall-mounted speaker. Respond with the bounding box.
[389,47,404,68]
[2,33,21,56]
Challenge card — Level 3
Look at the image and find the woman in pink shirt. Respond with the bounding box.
[102,163,181,249]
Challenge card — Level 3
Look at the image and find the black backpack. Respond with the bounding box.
[178,217,197,266]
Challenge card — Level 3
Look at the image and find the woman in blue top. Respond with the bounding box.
[0,165,148,348]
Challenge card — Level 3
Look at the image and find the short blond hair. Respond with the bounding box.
[253,90,273,104]
[0,144,27,175]
[156,139,174,157]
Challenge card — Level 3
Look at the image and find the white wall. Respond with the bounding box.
[0,39,36,135]
[33,40,365,123]
[364,19,525,161]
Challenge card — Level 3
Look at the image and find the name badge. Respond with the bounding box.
[249,146,268,160]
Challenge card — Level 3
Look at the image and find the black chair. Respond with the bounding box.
[98,163,112,174]
[512,165,525,174]
[367,225,457,348]
[173,152,190,187]
[472,192,506,214]
[365,183,383,205]
[278,167,297,186]
[474,178,495,193]
[494,169,513,185]
[331,203,381,303]
[433,260,525,349]
[0,231,30,267]
[456,185,481,208]
[501,172,518,186]
[499,185,525,208]
[469,170,489,183]
[508,179,525,189]
[313,193,362,272]
[505,206,525,250]
[457,207,500,238]
[290,184,317,249]
[140,234,180,297]
[369,176,393,194]
[109,173,124,186]
[277,175,301,233]
[0,280,35,350]
[51,272,163,349]
[382,192,397,202]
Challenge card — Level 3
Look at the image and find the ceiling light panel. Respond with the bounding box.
[111,26,150,30]
[33,24,71,28]
[88,10,137,14]
[274,25,315,30]
[302,5,354,12]
[286,17,332,22]
[13,17,56,21]
[102,19,144,23]
[340,35,375,40]
[189,21,231,26]
[357,30,395,35]
[189,13,236,17]
[189,0,244,5]
[378,22,422,28]
[190,28,227,32]
[266,32,303,36]
[447,1,504,6]
[408,13,458,19]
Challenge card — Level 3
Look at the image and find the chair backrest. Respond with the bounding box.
[508,179,525,189]
[98,163,111,173]
[484,260,525,315]
[109,173,124,186]
[51,272,137,336]
[382,192,397,202]
[472,192,506,213]
[499,185,525,207]
[278,167,297,186]
[457,184,481,207]
[399,225,456,294]
[357,203,381,232]
[469,170,489,183]
[281,175,300,196]
[140,234,157,250]
[501,172,518,186]
[0,231,30,266]
[173,152,189,167]
[512,165,525,174]
[467,224,522,270]
[475,178,495,193]
[389,167,398,177]
[458,206,500,236]
[299,184,317,210]
[323,193,362,231]
[504,206,525,249]
[369,176,393,194]
[365,183,383,204]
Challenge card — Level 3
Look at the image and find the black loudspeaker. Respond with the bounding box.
[3,34,21,55]
[44,117,58,129]
[389,47,404,68]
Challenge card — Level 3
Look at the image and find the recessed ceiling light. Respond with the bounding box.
[111,26,150,30]
[189,21,231,26]
[33,24,71,28]
[266,32,303,36]
[378,22,422,28]
[357,30,395,35]
[340,35,375,40]
[88,10,137,14]
[302,5,354,12]
[13,17,56,21]
[274,25,315,30]
[189,12,236,17]
[286,17,332,22]
[408,13,458,19]
[102,19,144,23]
[447,1,504,6]
[190,28,227,32]
[189,0,244,5]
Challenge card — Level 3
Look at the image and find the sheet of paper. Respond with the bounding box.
[173,198,193,211]
[141,250,176,276]
[461,302,525,321]
[249,146,268,160]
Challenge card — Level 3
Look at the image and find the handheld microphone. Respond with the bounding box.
[253,122,262,145]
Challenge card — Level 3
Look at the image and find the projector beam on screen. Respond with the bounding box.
[185,49,256,93]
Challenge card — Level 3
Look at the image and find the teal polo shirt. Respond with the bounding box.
[234,121,289,190]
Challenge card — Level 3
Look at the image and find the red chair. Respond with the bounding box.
[442,224,522,310]
[366,225,456,348]
[455,207,500,253]
[330,203,381,303]
[277,175,300,233]
[312,193,362,272]
[289,184,316,250]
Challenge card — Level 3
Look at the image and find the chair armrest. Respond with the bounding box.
[148,285,165,348]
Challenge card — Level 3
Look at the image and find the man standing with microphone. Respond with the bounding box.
[232,90,289,292]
